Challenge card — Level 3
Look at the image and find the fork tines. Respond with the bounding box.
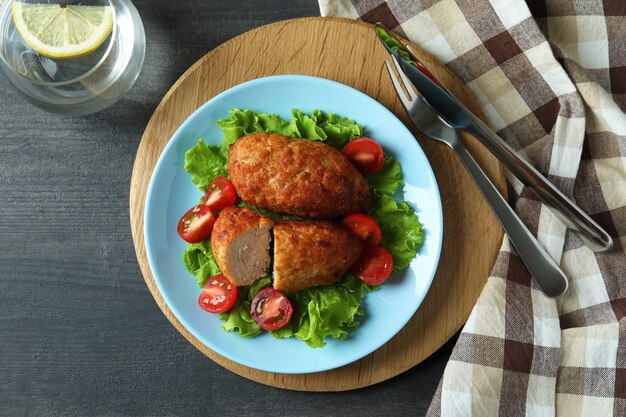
[385,54,418,109]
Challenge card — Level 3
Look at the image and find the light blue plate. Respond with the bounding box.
[144,75,443,374]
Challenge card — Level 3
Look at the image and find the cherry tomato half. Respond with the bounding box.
[250,288,293,331]
[177,204,216,243]
[417,62,444,89]
[342,213,382,247]
[203,176,237,211]
[198,274,238,313]
[342,138,385,175]
[352,246,394,285]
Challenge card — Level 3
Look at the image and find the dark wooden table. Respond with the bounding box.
[0,1,457,415]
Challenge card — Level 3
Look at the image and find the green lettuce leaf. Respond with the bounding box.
[215,109,257,159]
[285,274,367,348]
[368,194,424,270]
[366,155,403,197]
[219,292,259,337]
[374,26,417,67]
[220,276,272,337]
[182,239,221,287]
[209,108,363,155]
[312,109,363,148]
[291,109,327,140]
[257,113,299,137]
[184,138,227,191]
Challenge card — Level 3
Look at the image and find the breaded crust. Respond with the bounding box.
[211,206,274,286]
[273,220,361,291]
[228,132,370,219]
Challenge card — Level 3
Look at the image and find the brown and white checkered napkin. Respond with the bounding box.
[320,0,626,415]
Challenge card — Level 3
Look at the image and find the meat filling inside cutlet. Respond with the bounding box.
[211,207,273,286]
[226,228,272,284]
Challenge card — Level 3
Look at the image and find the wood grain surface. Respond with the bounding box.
[129,17,506,391]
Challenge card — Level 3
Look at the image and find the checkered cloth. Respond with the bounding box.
[319,0,626,415]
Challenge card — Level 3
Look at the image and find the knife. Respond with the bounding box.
[375,23,613,252]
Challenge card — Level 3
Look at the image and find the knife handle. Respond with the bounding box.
[452,141,569,297]
[467,117,613,252]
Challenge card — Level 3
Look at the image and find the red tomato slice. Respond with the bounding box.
[352,246,394,285]
[342,138,385,175]
[417,62,444,89]
[342,213,382,247]
[250,288,293,331]
[177,204,216,243]
[203,176,237,211]
[198,274,238,313]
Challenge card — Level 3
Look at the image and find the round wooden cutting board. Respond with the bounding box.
[130,17,506,391]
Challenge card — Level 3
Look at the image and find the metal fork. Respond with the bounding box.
[385,54,569,297]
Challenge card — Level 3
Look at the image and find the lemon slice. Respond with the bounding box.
[12,2,113,59]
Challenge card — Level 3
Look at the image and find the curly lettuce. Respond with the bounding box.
[374,26,417,67]
[366,155,403,197]
[184,139,227,191]
[368,194,424,271]
[219,276,271,337]
[182,239,221,287]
